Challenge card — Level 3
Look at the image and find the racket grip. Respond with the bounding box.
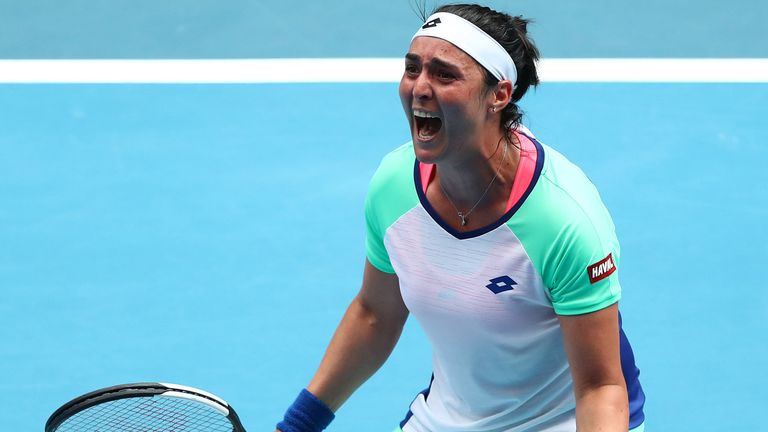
[276,389,335,432]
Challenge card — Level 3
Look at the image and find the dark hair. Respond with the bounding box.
[418,3,540,138]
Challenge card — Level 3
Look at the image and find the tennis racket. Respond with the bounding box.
[45,382,247,432]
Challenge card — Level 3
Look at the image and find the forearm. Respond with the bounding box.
[575,384,628,432]
[306,294,406,411]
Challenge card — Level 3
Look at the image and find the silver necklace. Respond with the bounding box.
[438,140,508,227]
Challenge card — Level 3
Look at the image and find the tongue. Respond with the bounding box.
[418,117,442,138]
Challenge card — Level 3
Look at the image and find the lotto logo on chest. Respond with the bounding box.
[486,275,517,294]
[587,253,616,284]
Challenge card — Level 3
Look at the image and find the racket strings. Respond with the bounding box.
[55,396,234,431]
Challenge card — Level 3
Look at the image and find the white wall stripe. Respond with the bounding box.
[0,58,766,83]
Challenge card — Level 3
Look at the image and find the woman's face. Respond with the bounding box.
[399,36,494,164]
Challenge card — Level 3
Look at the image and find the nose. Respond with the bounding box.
[412,72,432,101]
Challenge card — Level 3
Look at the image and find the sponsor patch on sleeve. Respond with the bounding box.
[587,253,616,284]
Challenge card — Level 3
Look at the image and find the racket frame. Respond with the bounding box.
[45,382,246,432]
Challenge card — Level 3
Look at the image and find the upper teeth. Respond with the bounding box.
[414,109,440,119]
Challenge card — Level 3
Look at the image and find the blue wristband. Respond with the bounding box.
[276,389,335,432]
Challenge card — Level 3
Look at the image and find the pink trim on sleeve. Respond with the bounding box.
[505,131,539,212]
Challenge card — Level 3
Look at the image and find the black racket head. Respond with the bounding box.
[45,382,246,432]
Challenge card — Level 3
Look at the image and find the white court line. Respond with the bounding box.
[0,58,766,83]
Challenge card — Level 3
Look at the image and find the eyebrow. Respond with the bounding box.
[405,53,461,71]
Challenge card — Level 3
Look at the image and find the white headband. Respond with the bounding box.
[412,12,517,87]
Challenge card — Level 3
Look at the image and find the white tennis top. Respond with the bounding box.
[364,129,645,431]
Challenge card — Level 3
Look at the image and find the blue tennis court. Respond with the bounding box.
[1,2,766,431]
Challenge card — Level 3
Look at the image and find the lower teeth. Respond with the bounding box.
[417,118,441,138]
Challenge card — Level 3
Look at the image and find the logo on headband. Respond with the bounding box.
[422,17,441,29]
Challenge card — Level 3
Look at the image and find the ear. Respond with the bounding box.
[490,80,514,112]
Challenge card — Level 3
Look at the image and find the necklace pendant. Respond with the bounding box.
[459,213,467,226]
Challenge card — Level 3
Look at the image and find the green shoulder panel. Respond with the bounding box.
[508,144,622,315]
[364,142,420,274]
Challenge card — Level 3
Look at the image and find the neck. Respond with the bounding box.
[437,132,520,208]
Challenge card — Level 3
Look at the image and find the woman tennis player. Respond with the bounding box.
[276,4,646,431]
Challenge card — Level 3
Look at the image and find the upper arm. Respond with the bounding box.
[357,259,408,325]
[557,303,625,395]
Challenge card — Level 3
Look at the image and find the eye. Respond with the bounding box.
[436,69,456,81]
[404,63,420,76]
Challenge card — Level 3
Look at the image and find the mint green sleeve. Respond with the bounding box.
[364,185,395,274]
[512,146,623,316]
[546,214,622,315]
[363,144,418,274]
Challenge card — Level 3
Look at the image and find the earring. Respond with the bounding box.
[490,107,497,113]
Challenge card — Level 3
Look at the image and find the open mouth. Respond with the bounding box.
[413,109,443,141]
